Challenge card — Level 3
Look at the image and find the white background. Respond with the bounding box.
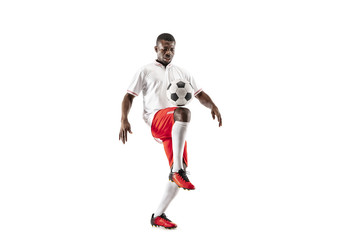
[1,0,359,239]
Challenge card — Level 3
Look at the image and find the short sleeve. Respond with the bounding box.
[127,68,145,97]
[184,70,203,96]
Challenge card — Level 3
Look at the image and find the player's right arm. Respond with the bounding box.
[119,93,135,144]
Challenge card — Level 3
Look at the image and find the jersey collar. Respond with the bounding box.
[154,60,172,68]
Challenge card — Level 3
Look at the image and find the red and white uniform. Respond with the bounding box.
[127,61,203,167]
[127,61,202,126]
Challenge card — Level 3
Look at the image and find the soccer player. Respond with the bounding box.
[119,33,222,229]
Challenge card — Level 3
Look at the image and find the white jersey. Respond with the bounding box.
[127,61,203,126]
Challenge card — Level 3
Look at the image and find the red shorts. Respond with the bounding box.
[151,107,188,168]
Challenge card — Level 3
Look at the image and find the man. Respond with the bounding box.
[119,33,222,229]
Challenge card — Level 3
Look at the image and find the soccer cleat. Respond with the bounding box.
[169,169,195,190]
[151,213,177,229]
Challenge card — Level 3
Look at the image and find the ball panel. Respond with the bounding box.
[170,93,179,101]
[176,98,187,106]
[176,88,187,97]
[185,92,192,101]
[176,81,186,88]
[169,84,178,93]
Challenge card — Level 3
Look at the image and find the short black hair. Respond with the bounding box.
[156,33,176,45]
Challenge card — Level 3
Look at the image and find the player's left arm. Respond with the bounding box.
[195,91,222,127]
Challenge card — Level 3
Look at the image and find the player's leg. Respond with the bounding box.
[172,107,190,172]
[170,107,195,190]
[156,158,188,216]
[151,139,189,228]
[151,138,179,229]
[150,107,192,229]
[174,106,191,122]
[153,181,179,217]
[154,138,179,218]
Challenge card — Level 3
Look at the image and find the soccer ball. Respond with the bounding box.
[166,79,194,106]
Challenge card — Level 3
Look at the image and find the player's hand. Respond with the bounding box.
[119,119,133,144]
[211,106,222,127]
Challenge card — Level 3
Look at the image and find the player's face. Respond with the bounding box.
[155,40,175,65]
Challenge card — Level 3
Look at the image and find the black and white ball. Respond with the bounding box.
[166,79,194,106]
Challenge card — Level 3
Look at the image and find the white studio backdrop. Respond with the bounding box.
[0,0,359,239]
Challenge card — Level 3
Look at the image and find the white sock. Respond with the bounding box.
[154,182,179,217]
[171,121,189,172]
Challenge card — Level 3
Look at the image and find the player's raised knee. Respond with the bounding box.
[174,107,191,122]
